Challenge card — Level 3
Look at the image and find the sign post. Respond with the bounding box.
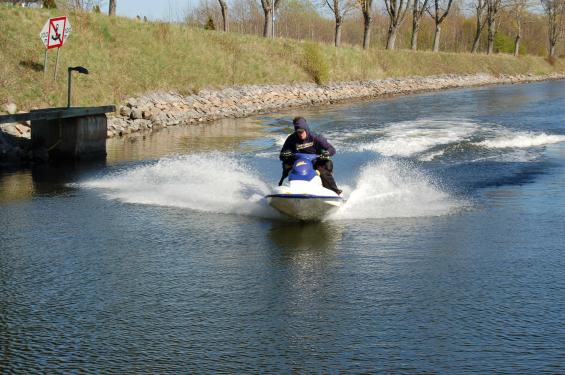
[43,49,48,76]
[39,16,72,79]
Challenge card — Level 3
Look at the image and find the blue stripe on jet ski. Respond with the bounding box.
[267,194,343,200]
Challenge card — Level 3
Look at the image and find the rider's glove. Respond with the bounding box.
[319,150,330,160]
[281,150,294,160]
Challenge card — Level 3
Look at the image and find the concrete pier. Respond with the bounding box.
[0,106,115,162]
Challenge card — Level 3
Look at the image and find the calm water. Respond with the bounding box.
[1,81,564,373]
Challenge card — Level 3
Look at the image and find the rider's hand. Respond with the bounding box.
[319,150,330,160]
[281,150,294,160]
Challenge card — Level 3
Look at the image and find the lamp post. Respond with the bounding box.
[67,66,89,108]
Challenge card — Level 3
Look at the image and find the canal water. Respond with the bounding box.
[1,81,564,373]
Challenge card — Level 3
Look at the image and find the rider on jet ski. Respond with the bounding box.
[279,117,342,195]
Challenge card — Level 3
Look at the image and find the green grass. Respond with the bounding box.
[1,6,564,111]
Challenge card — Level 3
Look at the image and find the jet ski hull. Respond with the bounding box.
[267,194,343,221]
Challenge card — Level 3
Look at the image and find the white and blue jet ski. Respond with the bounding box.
[267,153,344,221]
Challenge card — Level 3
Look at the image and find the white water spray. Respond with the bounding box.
[333,159,464,220]
[80,154,275,217]
[80,154,463,221]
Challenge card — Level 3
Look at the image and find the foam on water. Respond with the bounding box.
[352,119,479,157]
[332,159,465,220]
[476,132,565,149]
[80,154,276,217]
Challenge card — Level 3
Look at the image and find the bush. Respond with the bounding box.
[43,0,56,8]
[494,33,525,55]
[302,42,329,85]
[204,16,215,31]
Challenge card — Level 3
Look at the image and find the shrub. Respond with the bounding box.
[494,33,527,55]
[43,0,57,8]
[204,16,215,31]
[302,42,329,85]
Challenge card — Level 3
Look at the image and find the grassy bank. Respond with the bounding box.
[1,6,564,111]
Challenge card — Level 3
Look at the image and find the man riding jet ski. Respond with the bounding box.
[267,117,343,221]
[278,117,342,195]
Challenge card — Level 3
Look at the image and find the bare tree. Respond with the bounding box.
[108,0,116,15]
[427,0,454,51]
[541,0,565,57]
[260,0,281,37]
[325,0,355,47]
[359,0,374,49]
[471,0,487,52]
[508,0,531,56]
[411,0,430,49]
[218,0,229,31]
[485,0,502,54]
[384,0,410,49]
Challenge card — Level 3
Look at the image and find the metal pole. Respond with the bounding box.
[54,47,60,80]
[67,68,72,108]
[43,49,48,77]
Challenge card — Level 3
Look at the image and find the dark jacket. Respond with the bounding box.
[279,131,336,161]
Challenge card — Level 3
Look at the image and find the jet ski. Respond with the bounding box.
[267,153,344,221]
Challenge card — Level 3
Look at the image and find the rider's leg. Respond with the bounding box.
[314,159,341,194]
[279,162,293,186]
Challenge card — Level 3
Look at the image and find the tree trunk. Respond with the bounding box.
[514,34,520,56]
[411,18,420,50]
[362,12,371,49]
[386,25,397,50]
[432,24,441,52]
[471,18,482,53]
[263,8,272,38]
[335,18,342,47]
[411,0,420,50]
[550,43,556,57]
[487,18,495,54]
[108,0,116,16]
[218,0,228,32]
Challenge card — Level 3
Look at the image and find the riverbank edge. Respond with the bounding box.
[106,73,565,138]
[1,72,564,167]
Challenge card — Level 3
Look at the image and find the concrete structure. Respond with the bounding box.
[0,106,115,161]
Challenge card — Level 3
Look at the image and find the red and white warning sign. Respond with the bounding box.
[39,16,72,49]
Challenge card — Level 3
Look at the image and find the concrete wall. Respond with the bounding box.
[32,114,107,161]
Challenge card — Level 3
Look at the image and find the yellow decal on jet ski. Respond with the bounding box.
[296,161,307,166]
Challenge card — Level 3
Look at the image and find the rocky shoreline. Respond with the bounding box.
[106,73,565,138]
[1,72,564,166]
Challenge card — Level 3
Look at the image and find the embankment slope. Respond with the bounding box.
[1,5,564,111]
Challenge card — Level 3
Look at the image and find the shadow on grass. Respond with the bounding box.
[19,60,44,72]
